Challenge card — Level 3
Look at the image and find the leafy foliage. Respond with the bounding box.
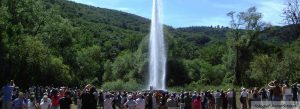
[0,0,299,89]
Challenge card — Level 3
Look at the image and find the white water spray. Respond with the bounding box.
[148,0,166,90]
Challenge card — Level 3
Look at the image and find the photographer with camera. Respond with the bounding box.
[80,84,97,109]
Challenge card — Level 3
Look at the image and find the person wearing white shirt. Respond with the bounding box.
[27,95,37,109]
[214,90,222,109]
[282,81,293,101]
[104,94,114,109]
[40,95,51,109]
[240,88,248,109]
[135,94,145,109]
[227,89,233,109]
[124,95,137,109]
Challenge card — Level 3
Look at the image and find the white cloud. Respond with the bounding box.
[256,0,285,25]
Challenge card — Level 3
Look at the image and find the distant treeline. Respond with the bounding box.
[0,0,299,89]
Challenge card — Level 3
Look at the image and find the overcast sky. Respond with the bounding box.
[69,0,286,28]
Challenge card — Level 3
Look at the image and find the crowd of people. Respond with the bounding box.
[1,80,300,109]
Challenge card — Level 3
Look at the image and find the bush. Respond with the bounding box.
[101,79,143,91]
[168,83,240,92]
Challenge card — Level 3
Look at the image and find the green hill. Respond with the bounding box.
[0,0,299,89]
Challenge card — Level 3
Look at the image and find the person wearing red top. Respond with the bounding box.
[51,89,60,109]
[192,96,201,109]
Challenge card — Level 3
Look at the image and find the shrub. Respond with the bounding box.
[101,79,143,91]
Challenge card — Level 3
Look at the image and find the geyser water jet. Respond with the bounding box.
[148,0,166,90]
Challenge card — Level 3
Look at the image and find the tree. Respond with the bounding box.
[76,45,102,83]
[283,0,300,40]
[248,55,278,86]
[226,7,265,85]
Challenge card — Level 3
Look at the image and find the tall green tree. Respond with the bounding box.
[283,0,300,40]
[225,7,265,85]
[248,55,278,86]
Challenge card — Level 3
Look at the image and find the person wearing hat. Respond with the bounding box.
[240,88,248,109]
[40,93,51,109]
[12,92,25,109]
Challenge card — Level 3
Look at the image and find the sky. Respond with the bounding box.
[69,0,286,28]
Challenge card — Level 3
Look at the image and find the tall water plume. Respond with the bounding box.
[148,0,166,90]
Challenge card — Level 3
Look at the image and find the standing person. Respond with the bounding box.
[208,92,215,109]
[80,84,94,109]
[192,96,201,109]
[232,89,237,109]
[121,93,128,109]
[124,95,137,109]
[98,91,104,109]
[247,89,253,109]
[221,91,227,109]
[2,80,14,109]
[214,90,222,109]
[90,87,98,109]
[201,92,207,109]
[183,92,192,109]
[161,93,168,109]
[152,93,157,109]
[240,88,248,109]
[282,81,293,101]
[51,89,60,109]
[12,92,26,109]
[179,92,185,109]
[136,94,145,109]
[252,88,260,101]
[28,95,37,109]
[227,89,233,109]
[40,94,51,109]
[297,84,300,101]
[59,91,72,109]
[0,93,2,109]
[291,84,298,101]
[76,90,82,109]
[116,92,122,108]
[259,88,268,101]
[166,94,177,109]
[104,94,114,109]
[112,92,117,109]
[145,93,153,109]
[268,80,282,101]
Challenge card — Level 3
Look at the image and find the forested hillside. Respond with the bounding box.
[0,0,299,89]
